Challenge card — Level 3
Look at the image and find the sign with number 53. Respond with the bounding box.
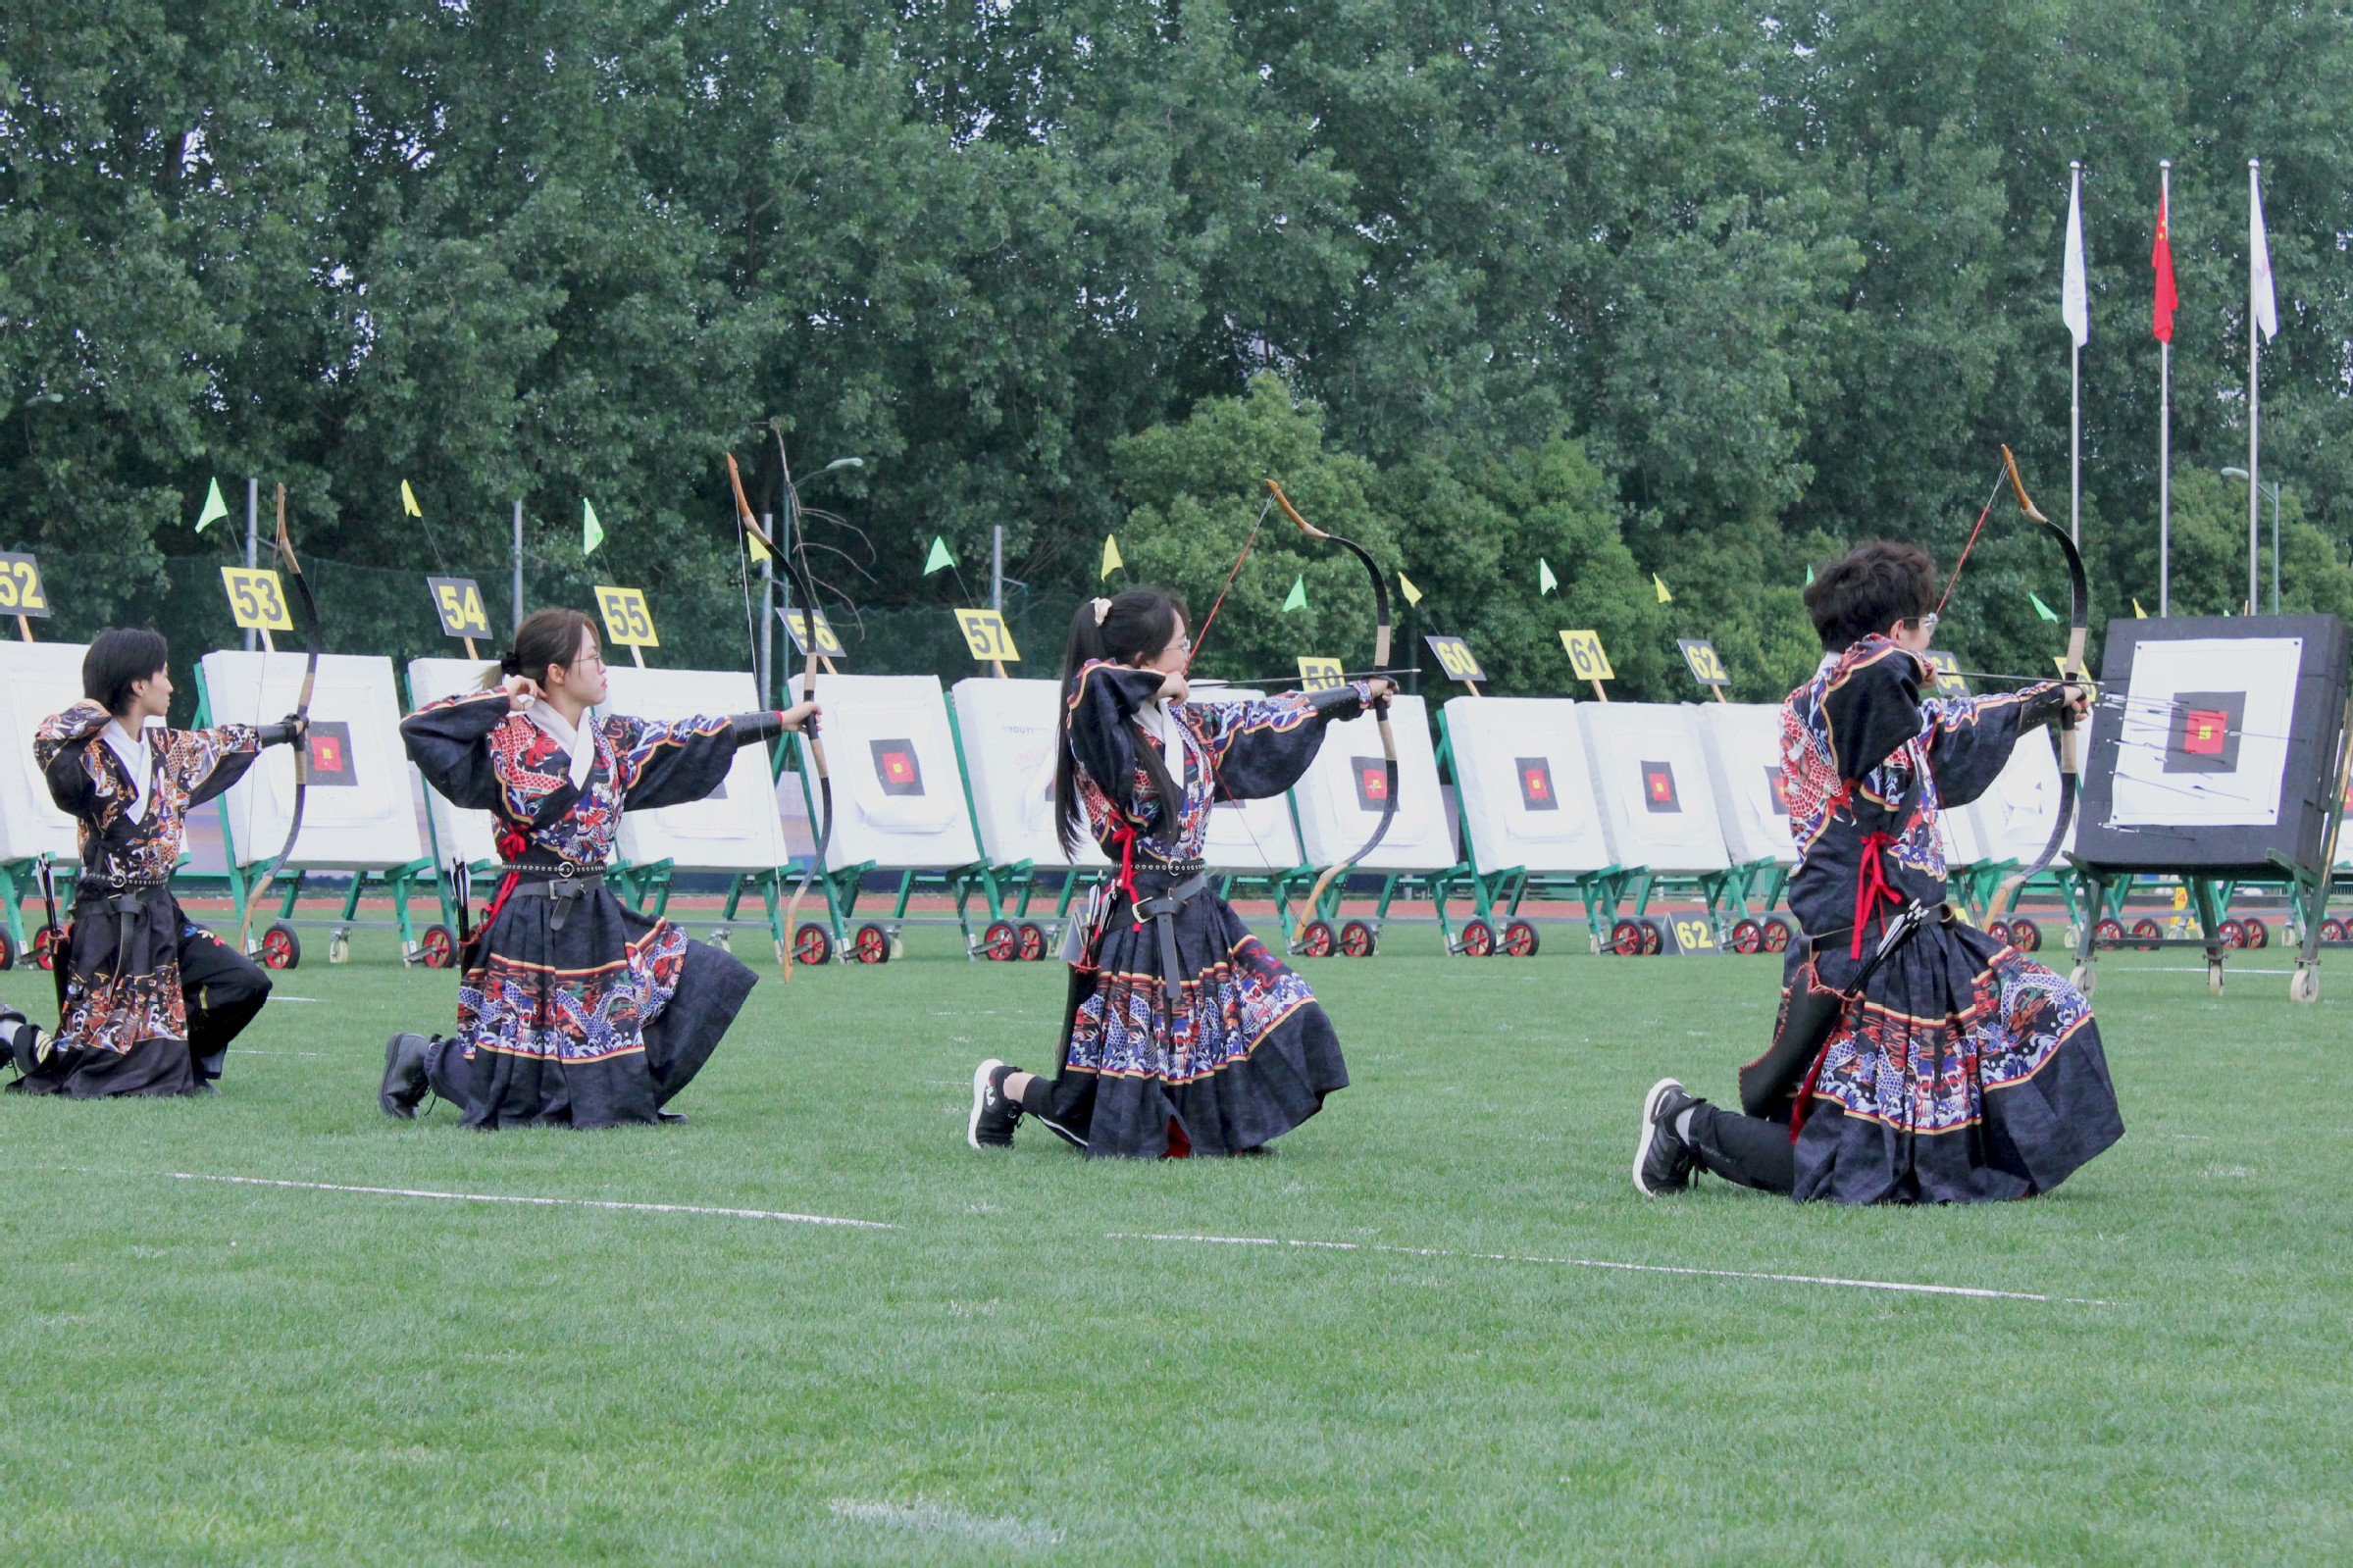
[221,566,294,632]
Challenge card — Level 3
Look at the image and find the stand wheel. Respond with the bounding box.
[1761,918,1793,953]
[2208,959,2226,995]
[1457,919,1495,958]
[260,923,301,970]
[793,923,833,965]
[329,931,351,964]
[2130,918,2164,951]
[709,927,734,953]
[1609,919,1645,957]
[1503,920,1540,958]
[1640,922,1663,956]
[418,924,457,970]
[2071,963,2096,997]
[2291,964,2321,1004]
[2219,920,2247,950]
[852,924,892,964]
[2008,918,2041,952]
[1017,922,1049,962]
[2094,918,2124,948]
[32,923,63,971]
[0,929,15,970]
[982,921,1017,961]
[1986,919,2012,947]
[1300,920,1338,958]
[1729,919,1762,954]
[2326,918,2347,943]
[2243,917,2270,949]
[1339,920,1377,958]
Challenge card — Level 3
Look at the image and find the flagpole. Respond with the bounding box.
[2159,160,2172,616]
[2249,158,2262,616]
[2070,161,2082,547]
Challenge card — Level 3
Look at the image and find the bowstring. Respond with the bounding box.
[1933,469,2012,620]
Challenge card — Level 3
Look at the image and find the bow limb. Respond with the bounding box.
[1263,481,1399,924]
[728,453,800,980]
[1994,447,2089,902]
[240,483,324,955]
[767,428,833,975]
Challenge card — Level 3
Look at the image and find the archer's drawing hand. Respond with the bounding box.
[781,701,821,733]
[501,675,543,713]
[1158,671,1190,705]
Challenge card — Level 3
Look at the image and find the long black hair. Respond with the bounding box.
[1053,587,1189,856]
[83,628,170,717]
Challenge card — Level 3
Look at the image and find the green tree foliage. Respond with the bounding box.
[6,2,2351,696]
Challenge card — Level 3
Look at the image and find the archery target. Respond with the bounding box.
[949,679,1109,871]
[2107,637,2300,828]
[200,650,423,871]
[599,666,793,871]
[405,658,504,866]
[803,674,980,872]
[1443,696,1613,875]
[1576,703,1730,873]
[1290,693,1454,872]
[0,639,91,862]
[1695,702,1799,868]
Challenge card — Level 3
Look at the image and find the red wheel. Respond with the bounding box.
[2326,918,2347,943]
[2243,917,2270,949]
[260,922,301,970]
[1729,919,1762,954]
[0,929,15,971]
[983,921,1017,961]
[1610,919,1645,957]
[32,923,64,971]
[853,924,892,964]
[2094,918,2123,948]
[1640,922,1663,956]
[1339,920,1376,958]
[2131,918,2164,950]
[1984,919,2010,946]
[1762,918,1792,953]
[1503,920,1539,957]
[2219,920,2247,950]
[418,924,457,970]
[2008,918,2041,953]
[1461,919,1497,958]
[793,923,833,964]
[1300,920,1337,958]
[1016,922,1049,962]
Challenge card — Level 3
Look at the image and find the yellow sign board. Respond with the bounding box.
[1424,634,1486,684]
[221,566,295,632]
[427,576,492,640]
[1560,630,1613,682]
[954,608,1020,663]
[0,552,51,618]
[1296,656,1345,691]
[780,607,846,659]
[593,584,660,648]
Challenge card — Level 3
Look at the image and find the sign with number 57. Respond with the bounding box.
[953,608,1020,663]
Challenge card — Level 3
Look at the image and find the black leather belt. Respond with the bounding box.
[74,880,171,978]
[1129,867,1207,1001]
[498,868,606,932]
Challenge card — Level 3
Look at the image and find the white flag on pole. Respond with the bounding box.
[2061,170,2090,347]
[2250,172,2279,342]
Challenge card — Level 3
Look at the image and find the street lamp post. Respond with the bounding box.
[2222,467,2282,615]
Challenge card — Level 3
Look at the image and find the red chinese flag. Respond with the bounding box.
[2152,188,2177,343]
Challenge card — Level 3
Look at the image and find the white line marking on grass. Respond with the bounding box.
[165,1173,894,1229]
[264,995,320,1002]
[1108,1233,2113,1304]
[830,1498,1061,1548]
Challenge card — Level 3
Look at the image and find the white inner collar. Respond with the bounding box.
[102,718,155,820]
[1138,697,1188,784]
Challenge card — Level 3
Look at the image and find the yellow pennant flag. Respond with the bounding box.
[1100,534,1124,579]
[2132,597,2149,619]
[1653,573,1673,604]
[1398,571,1423,607]
[401,479,423,518]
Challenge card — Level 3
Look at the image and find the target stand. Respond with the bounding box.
[2065,615,2351,1002]
[1277,693,1456,959]
[947,678,1108,963]
[1435,696,1624,958]
[0,640,90,972]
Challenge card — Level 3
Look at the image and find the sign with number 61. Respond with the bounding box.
[1559,630,1613,682]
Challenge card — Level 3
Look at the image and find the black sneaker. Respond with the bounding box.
[968,1059,1021,1149]
[1634,1077,1700,1196]
[380,1032,434,1120]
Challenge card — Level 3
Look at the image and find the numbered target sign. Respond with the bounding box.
[221,565,295,632]
[0,552,51,618]
[427,576,492,641]
[593,584,660,647]
[1676,637,1729,687]
[1297,656,1346,691]
[954,608,1021,663]
[1425,634,1486,684]
[1664,914,1721,956]
[779,605,846,659]
[1559,630,1613,682]
[1921,649,1969,697]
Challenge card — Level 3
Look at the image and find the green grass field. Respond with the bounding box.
[6,920,2349,1565]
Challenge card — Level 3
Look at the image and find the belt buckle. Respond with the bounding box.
[557,861,576,881]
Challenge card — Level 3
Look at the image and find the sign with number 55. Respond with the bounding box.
[593,584,660,647]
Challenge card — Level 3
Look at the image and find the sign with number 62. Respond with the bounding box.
[1676,637,1729,687]
[0,552,51,617]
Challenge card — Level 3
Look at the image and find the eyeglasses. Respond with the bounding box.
[1911,613,1939,635]
[561,650,606,670]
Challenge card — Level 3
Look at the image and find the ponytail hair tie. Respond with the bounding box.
[1092,597,1112,626]
[498,650,524,678]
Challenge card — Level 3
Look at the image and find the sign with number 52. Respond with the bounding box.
[593,584,660,647]
[221,566,294,632]
[0,552,51,618]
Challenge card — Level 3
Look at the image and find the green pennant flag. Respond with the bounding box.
[194,478,230,533]
[1537,558,1558,595]
[2028,591,2060,623]
[1281,575,1307,613]
[582,498,605,556]
[1805,564,1816,585]
[924,535,955,576]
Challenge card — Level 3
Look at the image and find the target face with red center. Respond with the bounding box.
[304,721,358,787]
[1352,756,1390,812]
[1515,757,1558,812]
[2164,691,2245,774]
[871,739,925,796]
[1641,761,1680,813]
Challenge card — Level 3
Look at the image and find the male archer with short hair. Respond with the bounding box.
[1634,539,2123,1202]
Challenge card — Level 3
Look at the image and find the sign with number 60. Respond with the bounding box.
[1424,634,1486,684]
[221,566,294,632]
[594,584,660,647]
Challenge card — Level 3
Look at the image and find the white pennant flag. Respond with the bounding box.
[2061,167,2090,348]
[2251,168,2279,342]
